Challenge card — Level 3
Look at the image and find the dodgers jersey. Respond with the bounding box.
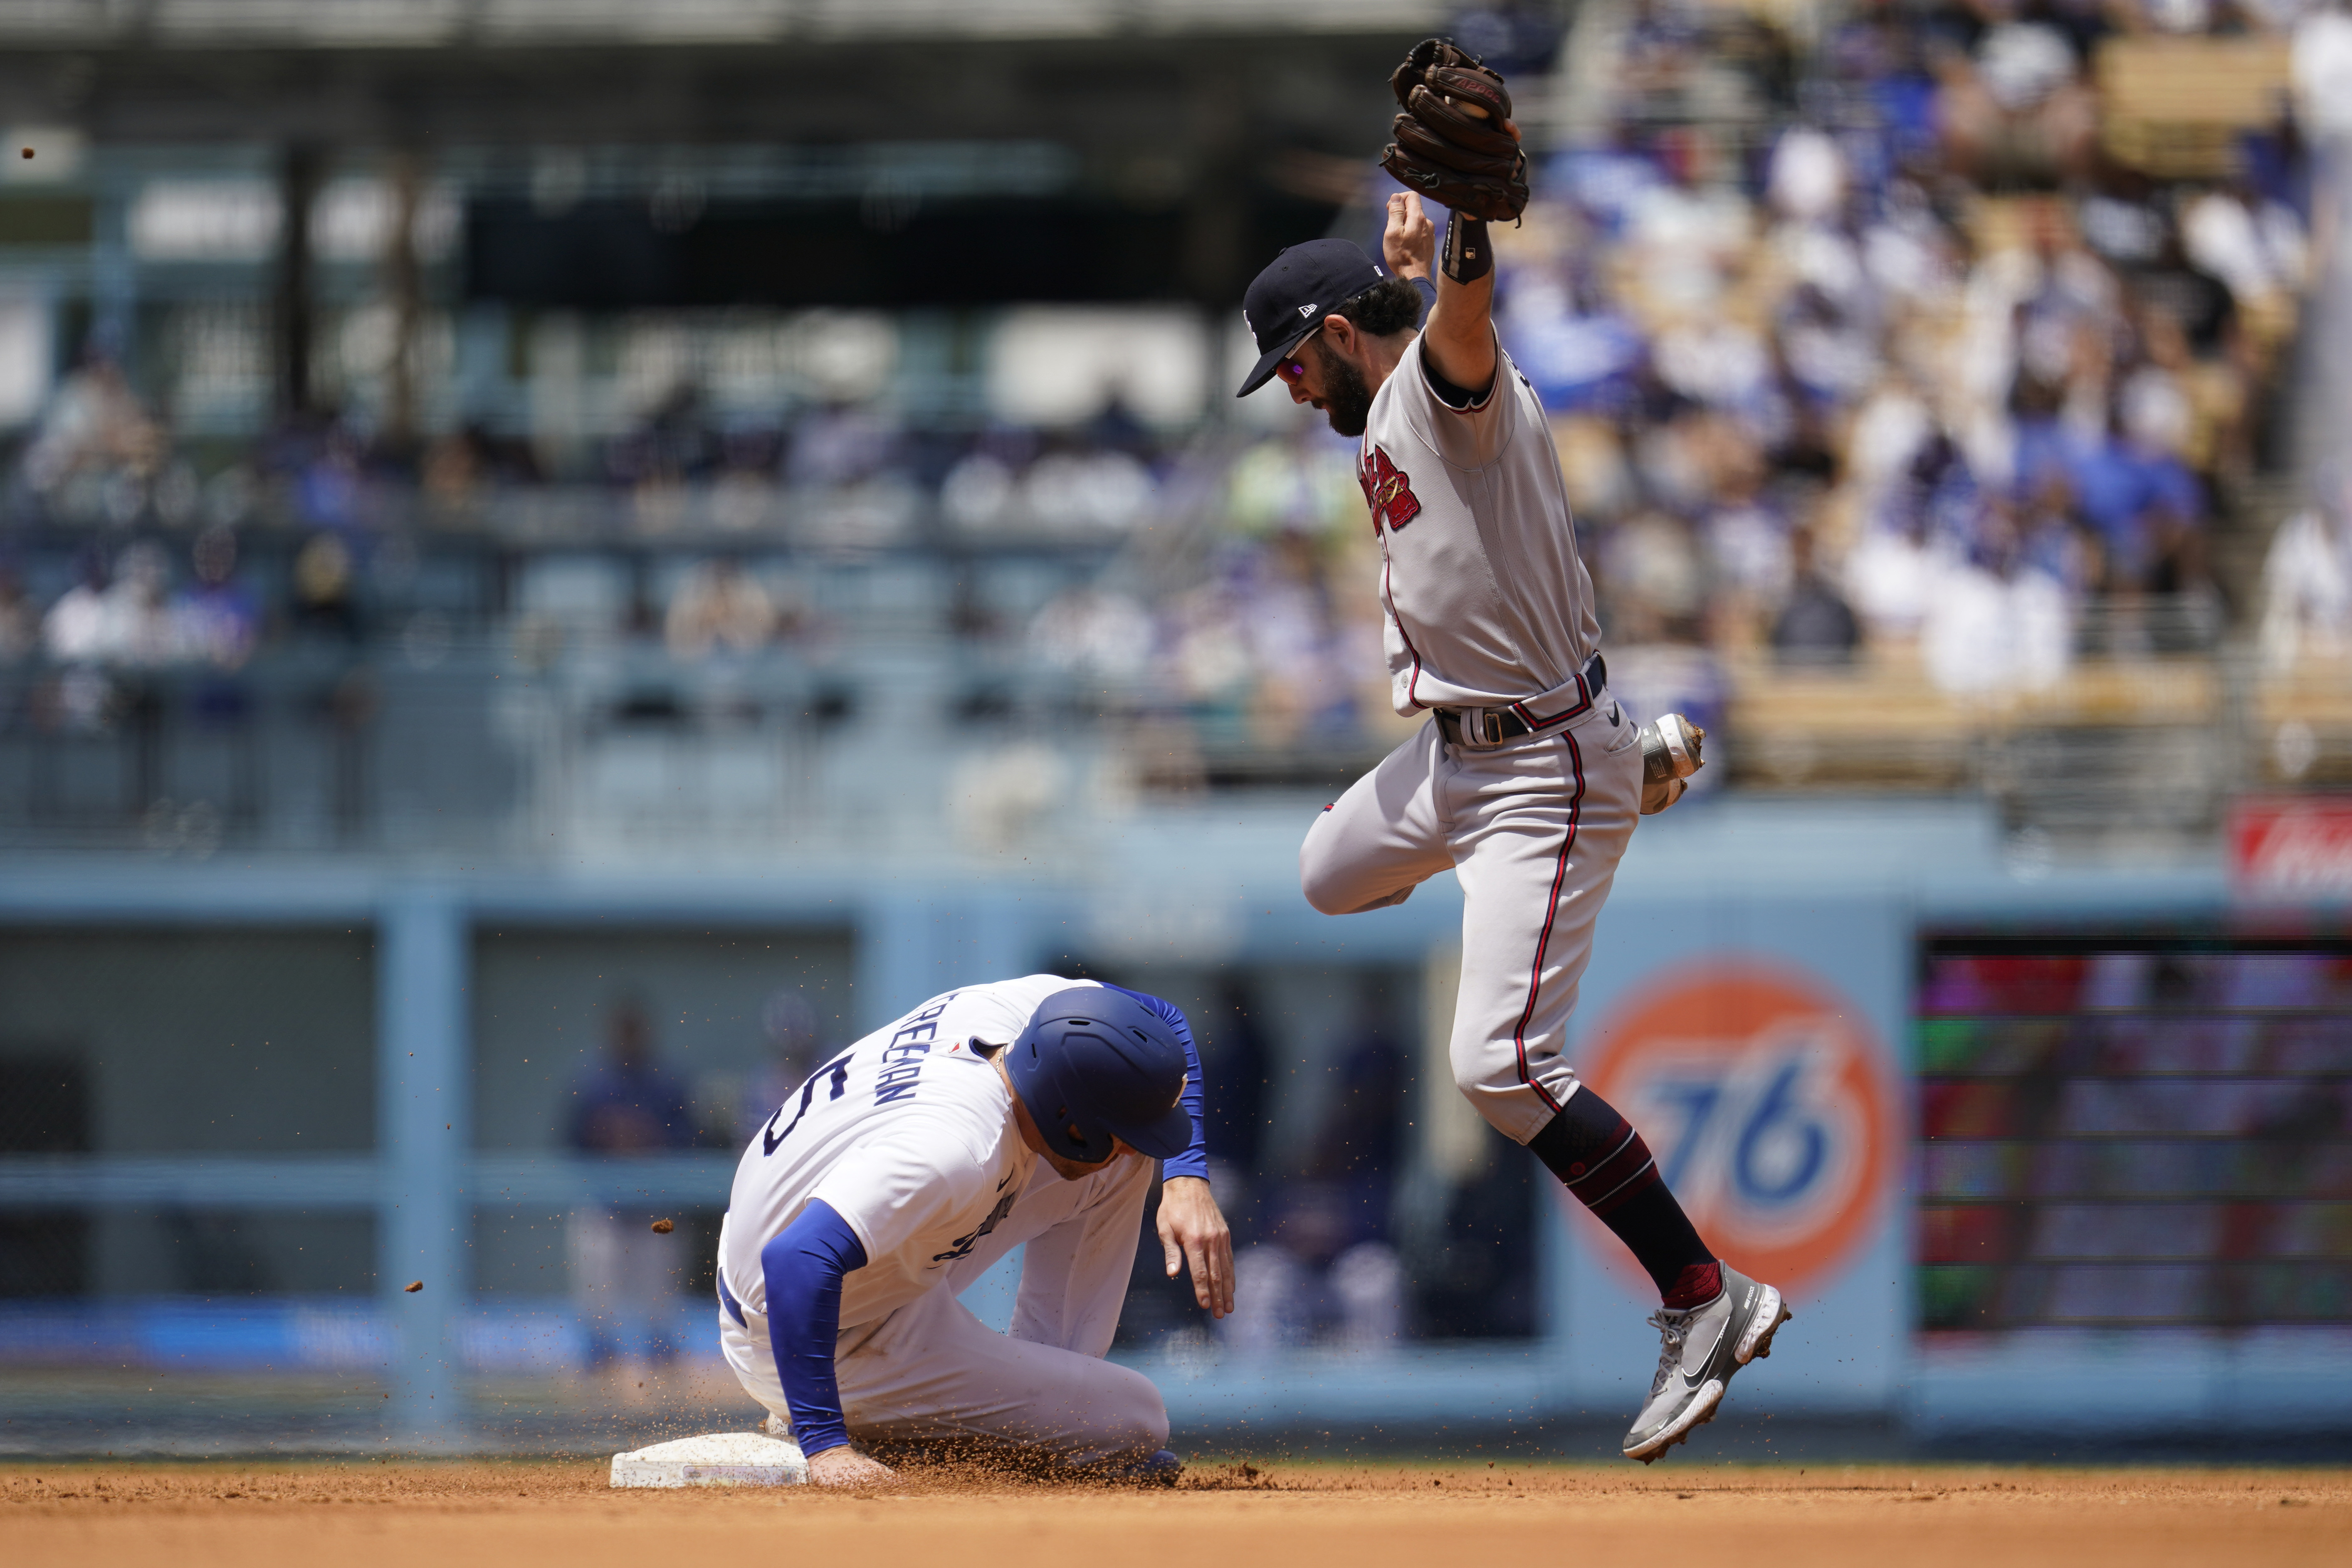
[718,974,1085,1333]
[1357,337,1601,716]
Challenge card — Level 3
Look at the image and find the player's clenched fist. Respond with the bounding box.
[805,1445,896,1488]
[1384,191,1436,283]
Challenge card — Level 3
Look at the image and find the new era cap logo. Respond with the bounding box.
[1298,303,1317,317]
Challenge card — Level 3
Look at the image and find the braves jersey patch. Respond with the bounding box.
[1359,443,1421,534]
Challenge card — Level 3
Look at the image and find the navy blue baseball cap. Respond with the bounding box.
[1235,237,1390,397]
[1004,987,1193,1164]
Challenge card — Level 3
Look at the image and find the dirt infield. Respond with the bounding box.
[6,1461,2347,1568]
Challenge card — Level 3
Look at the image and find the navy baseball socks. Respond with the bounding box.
[1527,1088,1791,1462]
[1527,1087,1714,1301]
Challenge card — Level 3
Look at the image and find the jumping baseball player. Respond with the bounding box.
[1234,40,1787,1462]
[715,975,1233,1486]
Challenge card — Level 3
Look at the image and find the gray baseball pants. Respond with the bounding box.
[1300,695,1643,1145]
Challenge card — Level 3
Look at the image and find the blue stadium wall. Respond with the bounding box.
[4,794,2345,1449]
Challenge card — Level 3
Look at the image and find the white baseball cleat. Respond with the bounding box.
[1621,1266,1790,1463]
[1638,714,1705,815]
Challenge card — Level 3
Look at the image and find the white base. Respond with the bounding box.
[610,1431,810,1488]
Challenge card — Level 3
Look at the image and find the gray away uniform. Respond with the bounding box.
[1300,336,1643,1145]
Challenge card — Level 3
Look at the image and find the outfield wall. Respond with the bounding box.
[3,795,2344,1448]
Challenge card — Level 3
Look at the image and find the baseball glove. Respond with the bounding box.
[1378,37,1529,223]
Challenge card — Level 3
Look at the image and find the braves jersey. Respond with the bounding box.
[719,974,1086,1333]
[1357,337,1601,716]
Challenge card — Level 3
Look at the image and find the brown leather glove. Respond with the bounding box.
[1378,37,1530,223]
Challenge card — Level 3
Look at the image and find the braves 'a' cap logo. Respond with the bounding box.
[1358,443,1421,534]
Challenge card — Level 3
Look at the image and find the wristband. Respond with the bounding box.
[1441,209,1492,284]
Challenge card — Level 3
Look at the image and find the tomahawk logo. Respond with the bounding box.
[1359,443,1422,534]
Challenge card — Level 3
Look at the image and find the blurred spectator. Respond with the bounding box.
[711,429,783,533]
[293,423,368,532]
[422,423,544,513]
[1698,439,1794,648]
[1306,996,1412,1245]
[1772,526,1863,664]
[1930,5,2098,185]
[1028,585,1155,682]
[1448,1,1567,77]
[20,353,164,518]
[1920,507,2074,695]
[940,427,1034,533]
[42,551,113,664]
[568,999,693,1153]
[2260,464,2352,668]
[945,430,1156,539]
[1216,989,1411,1353]
[787,401,894,490]
[37,543,178,667]
[1219,1183,1403,1356]
[291,534,361,643]
[0,567,36,662]
[1602,509,1707,644]
[1224,432,1359,538]
[1026,442,1154,536]
[665,558,776,660]
[172,527,259,671]
[565,999,692,1371]
[105,541,178,667]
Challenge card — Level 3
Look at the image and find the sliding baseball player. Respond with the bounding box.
[715,975,1232,1484]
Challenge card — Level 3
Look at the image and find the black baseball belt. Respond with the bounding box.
[1435,652,1608,748]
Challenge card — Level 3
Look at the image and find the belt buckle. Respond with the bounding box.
[1454,707,1505,749]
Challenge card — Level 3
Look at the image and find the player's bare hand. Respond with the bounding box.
[1156,1174,1234,1319]
[1384,191,1436,281]
[806,1445,896,1488]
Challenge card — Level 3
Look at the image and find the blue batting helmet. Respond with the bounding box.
[1004,986,1192,1164]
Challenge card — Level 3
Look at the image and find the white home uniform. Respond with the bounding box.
[1300,338,1643,1145]
[715,974,1166,1463]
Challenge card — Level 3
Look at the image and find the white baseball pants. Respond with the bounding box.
[1300,697,1643,1145]
[718,1150,1167,1464]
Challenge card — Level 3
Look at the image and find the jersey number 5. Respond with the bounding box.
[762,1051,853,1156]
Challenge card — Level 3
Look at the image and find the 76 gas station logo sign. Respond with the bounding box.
[1582,965,1892,1290]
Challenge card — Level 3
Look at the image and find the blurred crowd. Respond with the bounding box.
[1,0,2339,756]
[1049,0,2346,740]
[1502,0,2324,704]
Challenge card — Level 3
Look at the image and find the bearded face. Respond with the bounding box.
[1307,336,1376,439]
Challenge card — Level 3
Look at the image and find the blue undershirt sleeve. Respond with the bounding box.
[1105,984,1210,1183]
[759,1198,869,1457]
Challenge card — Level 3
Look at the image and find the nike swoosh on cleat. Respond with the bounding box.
[1679,1321,1728,1389]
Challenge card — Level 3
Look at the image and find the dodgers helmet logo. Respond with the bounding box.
[1577,963,1892,1291]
